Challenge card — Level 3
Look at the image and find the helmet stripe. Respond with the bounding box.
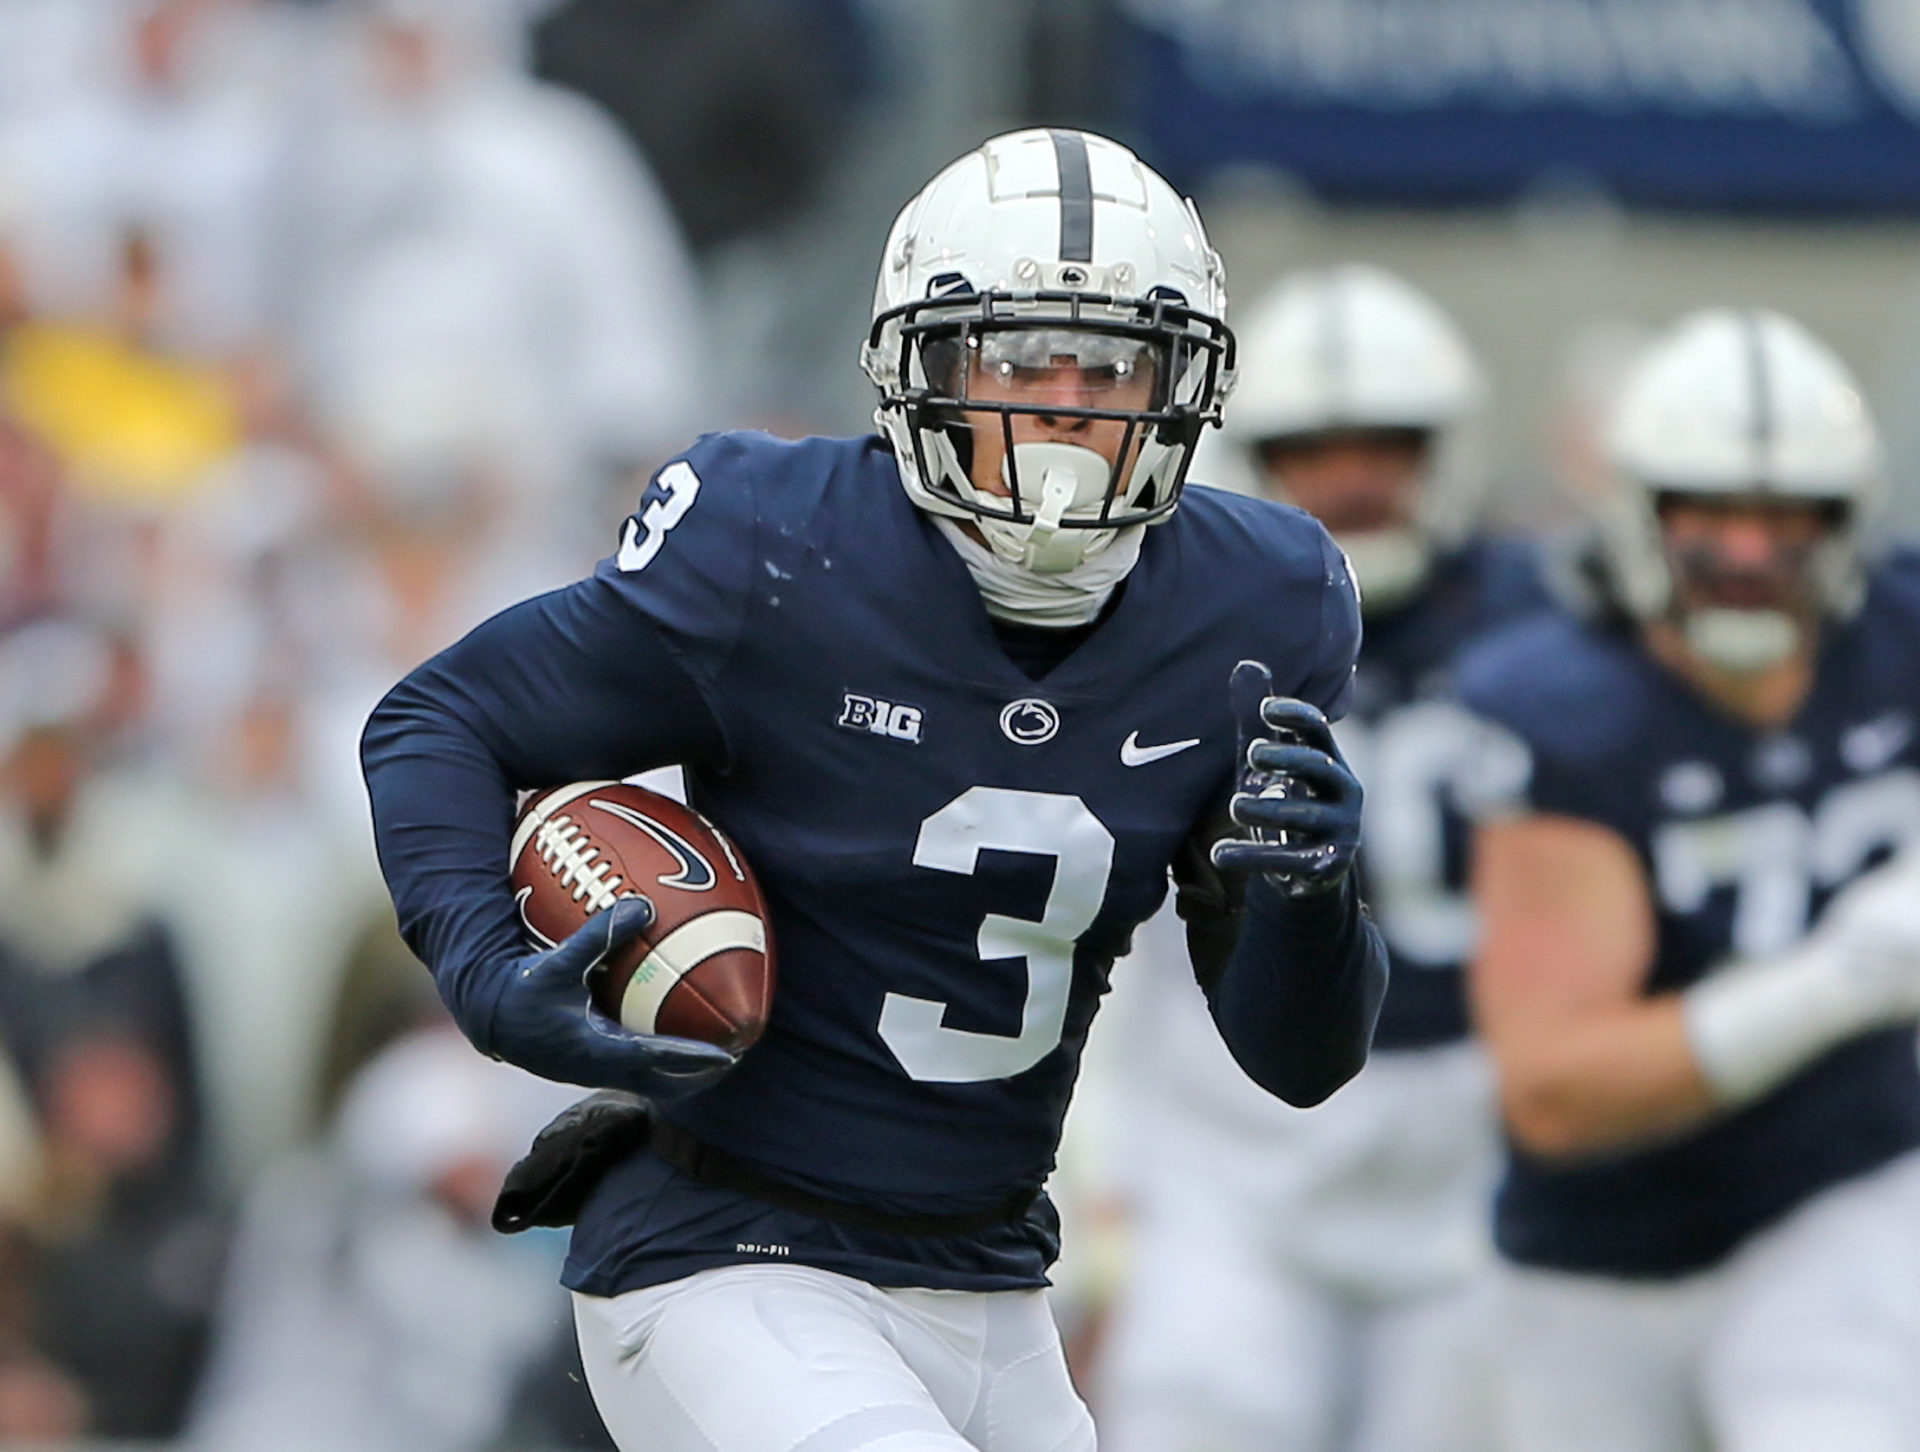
[1317,268,1348,422]
[1743,309,1775,476]
[1049,129,1094,263]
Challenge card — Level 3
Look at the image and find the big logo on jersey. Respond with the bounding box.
[1653,767,1920,958]
[839,693,925,744]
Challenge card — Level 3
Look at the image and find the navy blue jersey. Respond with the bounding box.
[364,431,1371,1295]
[1881,542,1920,606]
[1344,538,1552,1050]
[1457,571,1920,1278]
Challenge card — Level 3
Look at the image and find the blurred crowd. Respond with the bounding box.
[0,0,864,1443]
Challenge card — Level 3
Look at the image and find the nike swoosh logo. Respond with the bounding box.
[513,887,557,950]
[1121,731,1201,767]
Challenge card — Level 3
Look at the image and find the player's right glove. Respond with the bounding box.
[1811,849,1920,1011]
[491,1089,653,1233]
[1685,849,1920,1106]
[1209,659,1363,897]
[483,897,737,1098]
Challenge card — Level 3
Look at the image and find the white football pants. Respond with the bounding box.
[1497,1147,1920,1452]
[1093,1038,1502,1452]
[573,1264,1096,1451]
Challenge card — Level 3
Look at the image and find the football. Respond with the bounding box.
[508,781,775,1055]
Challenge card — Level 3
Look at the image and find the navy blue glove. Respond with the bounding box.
[484,897,737,1097]
[1209,660,1364,897]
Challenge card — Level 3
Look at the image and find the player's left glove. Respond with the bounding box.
[1209,659,1363,897]
[486,898,737,1098]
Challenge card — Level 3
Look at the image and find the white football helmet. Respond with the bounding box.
[1219,264,1484,604]
[861,129,1234,574]
[1601,307,1881,668]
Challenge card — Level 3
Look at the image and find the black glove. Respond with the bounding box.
[491,1089,654,1233]
[485,897,737,1096]
[1209,659,1364,897]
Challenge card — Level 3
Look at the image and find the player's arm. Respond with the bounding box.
[1475,815,1920,1159]
[1178,862,1386,1109]
[361,575,734,1092]
[1183,677,1386,1106]
[1177,539,1388,1107]
[1680,849,1920,1105]
[1470,813,1712,1157]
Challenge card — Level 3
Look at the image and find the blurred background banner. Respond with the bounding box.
[1123,0,1920,211]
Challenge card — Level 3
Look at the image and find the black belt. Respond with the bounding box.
[648,1117,1039,1238]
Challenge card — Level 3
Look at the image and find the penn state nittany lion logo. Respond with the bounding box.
[1000,698,1061,745]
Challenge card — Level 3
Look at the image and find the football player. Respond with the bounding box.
[1095,265,1550,1452]
[360,129,1389,1452]
[1458,308,1920,1452]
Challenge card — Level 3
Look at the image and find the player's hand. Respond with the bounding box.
[1810,849,1920,1021]
[487,898,738,1098]
[1209,660,1363,897]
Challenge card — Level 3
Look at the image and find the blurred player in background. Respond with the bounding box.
[362,129,1390,1451]
[1460,307,1920,1452]
[1095,264,1551,1452]
[188,1024,578,1452]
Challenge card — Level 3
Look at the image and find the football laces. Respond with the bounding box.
[535,815,628,915]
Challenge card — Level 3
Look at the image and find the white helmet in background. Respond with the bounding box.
[1222,264,1484,605]
[1602,307,1881,670]
[861,129,1235,575]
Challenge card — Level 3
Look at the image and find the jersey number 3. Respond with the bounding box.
[880,787,1114,1083]
[617,460,701,573]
